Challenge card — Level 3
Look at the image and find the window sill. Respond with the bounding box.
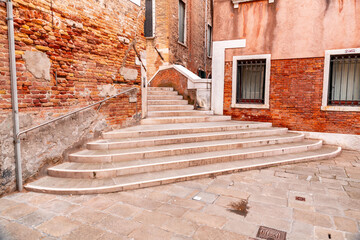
[321,105,360,112]
[231,103,269,109]
[178,41,187,48]
[146,36,156,40]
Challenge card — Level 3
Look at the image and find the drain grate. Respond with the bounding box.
[256,226,287,240]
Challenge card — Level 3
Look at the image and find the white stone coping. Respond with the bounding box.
[128,0,140,6]
[148,65,210,90]
[212,39,247,114]
[321,48,360,112]
[292,130,360,151]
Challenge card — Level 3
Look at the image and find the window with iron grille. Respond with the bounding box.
[179,0,186,43]
[236,59,266,104]
[328,54,360,106]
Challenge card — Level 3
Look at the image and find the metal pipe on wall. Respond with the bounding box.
[204,0,208,74]
[2,0,23,191]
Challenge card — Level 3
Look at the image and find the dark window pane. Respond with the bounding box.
[179,1,185,43]
[207,25,212,56]
[328,54,360,106]
[144,0,153,37]
[236,59,266,104]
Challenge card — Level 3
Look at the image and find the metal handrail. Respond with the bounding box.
[17,87,137,139]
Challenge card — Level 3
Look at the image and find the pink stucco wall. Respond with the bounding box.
[214,0,360,61]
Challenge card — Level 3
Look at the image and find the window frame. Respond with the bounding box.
[321,48,360,112]
[178,0,186,45]
[231,54,271,109]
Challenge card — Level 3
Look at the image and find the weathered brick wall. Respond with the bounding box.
[145,0,169,79]
[146,0,212,79]
[224,58,360,135]
[0,0,145,195]
[169,0,212,75]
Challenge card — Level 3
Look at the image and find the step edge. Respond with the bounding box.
[51,134,311,173]
[88,128,290,147]
[72,133,307,158]
[26,146,341,193]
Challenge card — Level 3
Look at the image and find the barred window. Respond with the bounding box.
[236,59,266,104]
[328,54,360,106]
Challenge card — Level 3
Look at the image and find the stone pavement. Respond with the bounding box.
[0,150,359,240]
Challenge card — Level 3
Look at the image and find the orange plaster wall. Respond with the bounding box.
[213,0,360,61]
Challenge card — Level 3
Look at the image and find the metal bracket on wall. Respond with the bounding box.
[154,46,165,61]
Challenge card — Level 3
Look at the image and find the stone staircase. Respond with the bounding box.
[25,87,341,194]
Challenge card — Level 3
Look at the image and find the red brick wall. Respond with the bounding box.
[169,0,212,75]
[224,58,360,135]
[0,0,145,127]
[146,0,212,79]
[0,0,145,195]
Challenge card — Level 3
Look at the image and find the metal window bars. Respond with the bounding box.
[328,54,360,106]
[236,59,266,104]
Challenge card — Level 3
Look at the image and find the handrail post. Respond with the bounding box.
[5,0,23,191]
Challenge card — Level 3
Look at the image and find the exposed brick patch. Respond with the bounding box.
[0,0,145,195]
[0,0,145,126]
[224,58,360,135]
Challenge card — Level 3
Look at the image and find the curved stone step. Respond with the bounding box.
[148,100,189,105]
[148,95,183,100]
[26,146,341,195]
[88,127,289,150]
[103,121,273,139]
[148,90,178,96]
[148,87,174,91]
[69,136,317,163]
[141,115,231,125]
[147,110,213,117]
[50,134,309,179]
[148,105,194,111]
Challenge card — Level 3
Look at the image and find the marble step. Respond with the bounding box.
[141,115,231,125]
[148,87,174,91]
[103,121,273,139]
[88,127,289,150]
[69,136,317,163]
[147,110,213,117]
[50,134,308,179]
[147,90,178,96]
[148,105,194,111]
[148,100,189,105]
[26,146,341,195]
[147,95,183,100]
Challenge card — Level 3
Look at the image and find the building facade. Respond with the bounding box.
[212,0,360,137]
[144,0,213,79]
[0,0,146,195]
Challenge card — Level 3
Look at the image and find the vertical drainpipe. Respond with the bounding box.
[204,0,207,74]
[4,0,23,191]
